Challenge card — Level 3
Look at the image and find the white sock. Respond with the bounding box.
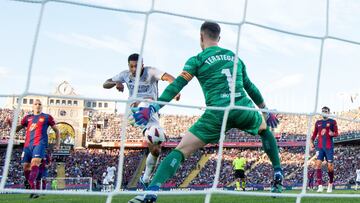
[142,153,158,183]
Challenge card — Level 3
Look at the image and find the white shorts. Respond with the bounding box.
[103,178,109,185]
[106,174,114,181]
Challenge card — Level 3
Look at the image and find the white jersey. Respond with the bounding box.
[111,66,164,100]
[356,169,360,181]
[106,166,116,177]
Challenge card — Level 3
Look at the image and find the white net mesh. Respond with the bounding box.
[1,0,360,203]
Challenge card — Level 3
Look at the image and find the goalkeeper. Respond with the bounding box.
[129,21,283,203]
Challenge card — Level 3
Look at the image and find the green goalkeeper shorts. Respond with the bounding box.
[189,104,262,144]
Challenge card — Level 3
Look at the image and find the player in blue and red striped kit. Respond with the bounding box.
[16,99,60,198]
[310,106,338,193]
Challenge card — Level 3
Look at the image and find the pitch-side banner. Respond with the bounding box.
[89,141,305,148]
[162,141,305,148]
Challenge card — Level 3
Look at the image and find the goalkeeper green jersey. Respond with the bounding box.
[157,45,265,143]
[183,46,264,107]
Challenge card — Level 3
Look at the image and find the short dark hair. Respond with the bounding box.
[201,21,221,40]
[128,53,139,63]
[322,106,330,112]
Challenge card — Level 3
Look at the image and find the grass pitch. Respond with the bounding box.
[0,190,359,203]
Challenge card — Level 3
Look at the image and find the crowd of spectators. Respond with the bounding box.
[1,108,359,144]
[1,107,360,190]
[65,148,143,188]
[189,148,263,187]
[0,109,26,142]
[84,109,360,143]
[0,148,24,185]
[1,145,360,189]
[85,112,124,142]
[85,112,198,143]
[187,145,359,188]
[328,145,360,184]
[83,113,306,143]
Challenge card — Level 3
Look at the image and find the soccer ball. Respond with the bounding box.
[144,125,166,145]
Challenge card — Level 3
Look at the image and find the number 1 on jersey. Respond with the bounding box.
[221,68,233,92]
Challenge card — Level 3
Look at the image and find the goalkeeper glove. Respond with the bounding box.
[264,108,279,128]
[132,104,160,126]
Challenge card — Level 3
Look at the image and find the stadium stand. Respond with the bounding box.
[1,107,360,190]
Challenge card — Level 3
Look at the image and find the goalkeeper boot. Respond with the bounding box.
[144,194,157,203]
[128,195,146,203]
[128,193,157,203]
[271,170,283,193]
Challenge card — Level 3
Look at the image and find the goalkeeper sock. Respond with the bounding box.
[143,153,158,183]
[259,128,281,170]
[235,181,240,190]
[242,181,246,189]
[148,149,184,188]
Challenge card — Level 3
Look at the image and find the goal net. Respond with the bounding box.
[1,0,360,203]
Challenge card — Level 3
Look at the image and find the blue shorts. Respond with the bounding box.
[316,148,334,163]
[22,145,46,163]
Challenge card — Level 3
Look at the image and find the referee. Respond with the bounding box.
[233,152,246,191]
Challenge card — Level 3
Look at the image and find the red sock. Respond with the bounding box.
[24,170,30,181]
[42,180,47,190]
[36,180,41,190]
[328,171,334,184]
[316,169,322,185]
[29,166,39,189]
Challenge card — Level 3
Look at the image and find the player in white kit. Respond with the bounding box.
[102,171,110,191]
[355,168,360,190]
[105,165,116,190]
[103,53,180,188]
